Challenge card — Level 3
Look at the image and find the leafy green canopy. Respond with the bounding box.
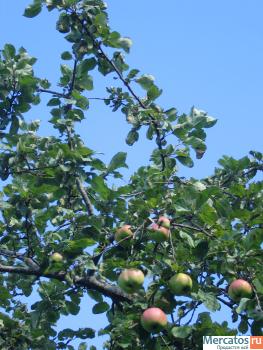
[0,0,262,349]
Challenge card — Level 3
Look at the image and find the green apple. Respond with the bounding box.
[169,273,193,295]
[50,252,63,263]
[148,223,170,243]
[157,216,171,229]
[115,225,133,247]
[228,279,253,302]
[118,268,144,293]
[141,307,167,333]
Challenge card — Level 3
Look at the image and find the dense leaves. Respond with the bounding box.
[0,1,262,349]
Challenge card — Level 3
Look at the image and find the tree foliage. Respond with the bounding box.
[0,1,262,349]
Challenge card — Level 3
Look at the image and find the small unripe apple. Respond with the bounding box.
[158,216,170,229]
[50,252,63,263]
[141,307,167,333]
[148,223,170,243]
[118,268,144,293]
[228,279,253,302]
[115,225,133,247]
[169,273,193,295]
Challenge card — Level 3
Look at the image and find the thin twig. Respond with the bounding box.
[76,177,94,216]
[37,88,67,98]
[172,222,212,238]
[75,15,166,171]
[216,296,233,308]
[160,335,172,350]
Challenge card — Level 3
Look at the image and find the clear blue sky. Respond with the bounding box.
[0,0,262,347]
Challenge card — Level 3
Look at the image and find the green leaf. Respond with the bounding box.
[58,328,75,340]
[199,202,218,225]
[95,13,108,26]
[193,241,209,259]
[251,320,263,336]
[91,176,110,200]
[236,298,250,314]
[195,290,221,311]
[171,325,192,338]
[87,290,103,303]
[238,318,248,334]
[9,116,19,135]
[90,176,111,200]
[176,155,194,168]
[127,69,140,80]
[92,302,110,314]
[47,98,60,106]
[67,238,96,250]
[78,328,95,339]
[78,342,87,350]
[23,0,42,18]
[3,44,16,59]
[165,108,177,121]
[107,152,128,173]
[253,278,263,294]
[147,85,162,101]
[126,129,139,146]
[75,95,89,109]
[185,136,206,152]
[77,74,93,91]
[136,74,155,90]
[61,51,73,60]
[118,37,133,53]
[179,231,195,248]
[78,58,97,74]
[65,301,80,315]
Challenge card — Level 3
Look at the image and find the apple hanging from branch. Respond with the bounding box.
[115,225,133,247]
[141,307,168,333]
[118,268,144,293]
[169,273,193,295]
[228,279,253,302]
[50,252,63,263]
[157,216,170,229]
[148,223,170,243]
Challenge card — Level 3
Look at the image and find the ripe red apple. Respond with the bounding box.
[50,252,63,263]
[115,225,133,247]
[118,268,144,293]
[148,223,170,243]
[141,307,167,333]
[228,279,253,302]
[158,216,170,229]
[169,273,193,295]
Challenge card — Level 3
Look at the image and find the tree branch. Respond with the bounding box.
[216,296,233,308]
[37,88,67,98]
[0,248,39,270]
[75,15,166,171]
[171,222,213,238]
[76,177,94,216]
[62,58,94,216]
[0,263,131,303]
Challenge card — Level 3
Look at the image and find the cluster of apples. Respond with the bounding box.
[48,215,254,334]
[114,216,171,247]
[118,268,193,332]
[115,217,254,333]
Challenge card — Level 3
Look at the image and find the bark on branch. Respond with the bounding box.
[0,263,131,303]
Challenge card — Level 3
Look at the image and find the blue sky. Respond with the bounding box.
[1,1,262,179]
[0,0,263,348]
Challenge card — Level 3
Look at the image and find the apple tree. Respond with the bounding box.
[0,1,262,349]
